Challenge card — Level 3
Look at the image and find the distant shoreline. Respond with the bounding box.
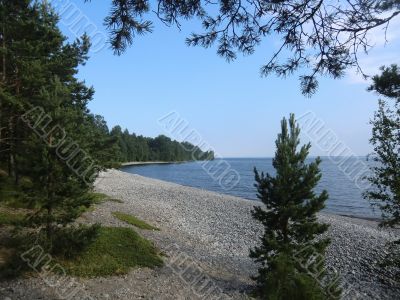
[120,159,382,222]
[120,164,382,223]
[120,161,191,167]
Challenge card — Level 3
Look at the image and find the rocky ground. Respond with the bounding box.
[1,169,399,299]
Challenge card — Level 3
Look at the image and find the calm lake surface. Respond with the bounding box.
[121,157,380,219]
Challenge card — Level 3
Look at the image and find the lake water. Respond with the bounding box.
[121,157,380,219]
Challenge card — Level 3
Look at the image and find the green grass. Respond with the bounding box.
[89,193,124,204]
[0,211,25,226]
[89,192,110,204]
[108,198,124,203]
[78,193,124,215]
[112,212,159,230]
[60,227,163,277]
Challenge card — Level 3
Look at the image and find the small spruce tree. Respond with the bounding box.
[250,114,340,300]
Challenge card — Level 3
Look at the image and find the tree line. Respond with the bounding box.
[109,126,214,163]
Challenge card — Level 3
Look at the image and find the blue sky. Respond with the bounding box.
[52,0,400,157]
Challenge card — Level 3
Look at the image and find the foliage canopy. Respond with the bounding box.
[91,0,400,95]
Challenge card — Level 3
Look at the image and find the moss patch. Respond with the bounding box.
[112,212,159,231]
[60,227,163,277]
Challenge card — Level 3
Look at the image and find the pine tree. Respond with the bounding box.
[365,65,400,228]
[365,65,400,273]
[0,1,105,251]
[22,78,94,244]
[250,114,340,299]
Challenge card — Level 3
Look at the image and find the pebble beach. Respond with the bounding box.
[1,169,399,299]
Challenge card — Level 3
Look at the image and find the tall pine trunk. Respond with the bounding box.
[0,7,5,155]
[13,66,20,185]
[46,135,54,247]
[8,116,15,180]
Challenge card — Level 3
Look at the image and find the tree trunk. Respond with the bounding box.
[46,206,53,239]
[0,7,5,150]
[46,134,54,248]
[13,65,20,185]
[8,116,15,180]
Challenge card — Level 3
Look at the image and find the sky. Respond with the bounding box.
[51,0,400,157]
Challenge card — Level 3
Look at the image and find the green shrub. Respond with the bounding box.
[0,224,100,278]
[51,224,101,259]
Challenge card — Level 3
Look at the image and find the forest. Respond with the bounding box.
[110,127,214,163]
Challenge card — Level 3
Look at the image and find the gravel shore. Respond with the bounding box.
[1,169,399,299]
